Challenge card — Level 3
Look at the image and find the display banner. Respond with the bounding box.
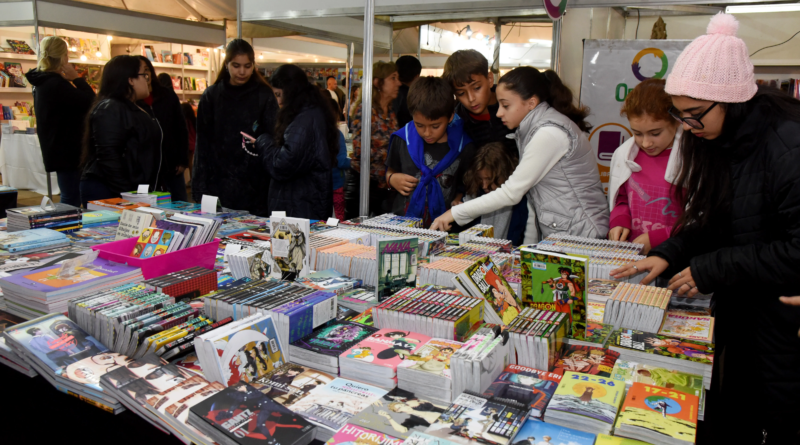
[579,39,690,193]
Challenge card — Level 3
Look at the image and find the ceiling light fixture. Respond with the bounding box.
[465,25,473,37]
[259,53,264,59]
[70,46,77,52]
[475,32,483,40]
[726,3,800,13]
[107,35,113,41]
[96,50,102,57]
[287,58,293,62]
[80,53,87,61]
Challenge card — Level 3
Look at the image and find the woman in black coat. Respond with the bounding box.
[192,39,278,216]
[254,64,339,219]
[612,14,800,444]
[79,56,162,205]
[25,36,95,207]
[138,57,189,201]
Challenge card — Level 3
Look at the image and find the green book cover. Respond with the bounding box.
[377,237,418,300]
[520,248,589,333]
[461,256,522,325]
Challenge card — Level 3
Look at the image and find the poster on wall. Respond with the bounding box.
[579,39,690,193]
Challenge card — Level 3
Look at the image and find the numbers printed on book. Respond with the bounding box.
[571,374,615,386]
[643,385,685,400]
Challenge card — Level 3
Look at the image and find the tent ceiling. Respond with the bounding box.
[72,0,235,21]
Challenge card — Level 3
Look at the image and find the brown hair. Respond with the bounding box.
[407,76,455,120]
[499,67,592,132]
[442,49,489,88]
[620,78,673,122]
[463,142,518,196]
[357,61,397,111]
[213,39,269,86]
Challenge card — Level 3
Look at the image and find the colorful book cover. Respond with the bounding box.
[132,228,174,258]
[164,380,226,439]
[0,229,66,248]
[190,382,315,444]
[291,377,388,430]
[81,210,120,225]
[586,302,605,323]
[326,424,401,445]
[614,382,698,443]
[252,362,335,409]
[547,371,624,426]
[587,279,622,302]
[631,364,703,400]
[482,364,562,419]
[376,237,418,300]
[520,248,589,332]
[349,387,449,439]
[461,256,522,325]
[399,338,463,379]
[297,268,363,295]
[342,329,430,369]
[610,359,637,386]
[214,316,285,386]
[610,329,714,365]
[571,321,614,345]
[269,217,311,280]
[510,418,596,445]
[352,308,375,326]
[594,434,650,445]
[2,257,139,293]
[89,198,151,210]
[6,39,35,55]
[423,392,527,445]
[552,345,619,378]
[657,310,714,343]
[291,321,377,357]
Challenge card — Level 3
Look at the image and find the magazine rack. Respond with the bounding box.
[91,237,220,279]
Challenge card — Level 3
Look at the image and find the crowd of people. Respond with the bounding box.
[21,13,800,442]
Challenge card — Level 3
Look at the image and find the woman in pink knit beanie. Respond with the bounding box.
[613,12,800,444]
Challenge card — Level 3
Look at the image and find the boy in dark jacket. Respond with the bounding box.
[385,77,475,227]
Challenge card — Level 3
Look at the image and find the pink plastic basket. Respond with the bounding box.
[91,237,220,279]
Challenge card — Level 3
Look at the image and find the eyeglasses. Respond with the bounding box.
[668,102,719,130]
[137,72,151,80]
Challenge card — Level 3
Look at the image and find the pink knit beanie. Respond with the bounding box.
[665,13,756,103]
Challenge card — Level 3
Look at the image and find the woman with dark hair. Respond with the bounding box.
[80,55,162,206]
[157,72,172,89]
[181,102,197,183]
[138,56,189,201]
[431,67,609,242]
[193,39,278,215]
[253,64,338,219]
[612,14,800,443]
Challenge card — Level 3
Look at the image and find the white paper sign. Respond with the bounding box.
[57,251,99,278]
[326,218,339,227]
[271,211,286,218]
[137,184,149,194]
[40,196,55,210]
[201,195,220,214]
[223,243,241,261]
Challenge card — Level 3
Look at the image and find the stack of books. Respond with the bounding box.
[396,338,464,405]
[337,287,379,312]
[418,258,472,287]
[450,324,511,396]
[507,307,568,371]
[361,213,423,228]
[6,203,82,233]
[552,344,620,377]
[545,370,625,435]
[451,256,524,325]
[141,266,217,302]
[115,209,155,240]
[226,242,271,279]
[372,287,483,342]
[602,282,671,331]
[431,245,514,267]
[457,224,494,244]
[339,328,430,388]
[349,387,450,440]
[0,310,36,376]
[120,191,171,207]
[614,382,699,445]
[422,391,527,445]
[150,201,202,214]
[510,418,597,445]
[339,224,446,257]
[87,198,151,211]
[611,359,706,420]
[657,309,714,343]
[0,228,69,253]
[297,268,363,295]
[482,364,563,420]
[81,210,120,227]
[289,320,378,374]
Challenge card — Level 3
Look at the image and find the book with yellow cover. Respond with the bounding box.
[614,382,698,444]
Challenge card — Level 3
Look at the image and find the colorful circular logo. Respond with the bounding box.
[544,0,568,20]
[644,396,681,415]
[632,48,669,81]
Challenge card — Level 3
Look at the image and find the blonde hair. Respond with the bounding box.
[38,36,68,72]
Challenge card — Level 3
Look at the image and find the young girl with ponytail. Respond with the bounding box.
[431,67,608,242]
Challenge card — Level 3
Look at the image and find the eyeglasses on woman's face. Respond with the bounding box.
[137,71,150,81]
[668,102,719,130]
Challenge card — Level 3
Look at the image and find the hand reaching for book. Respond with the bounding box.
[608,226,630,241]
[667,267,699,297]
[430,209,454,232]
[610,256,668,285]
[779,296,800,337]
[632,233,651,255]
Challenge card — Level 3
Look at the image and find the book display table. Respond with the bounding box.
[0,133,59,196]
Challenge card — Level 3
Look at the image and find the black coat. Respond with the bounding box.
[138,87,188,186]
[649,95,800,433]
[25,69,95,172]
[81,98,162,196]
[256,105,333,220]
[193,77,278,216]
[454,86,517,160]
[393,83,412,129]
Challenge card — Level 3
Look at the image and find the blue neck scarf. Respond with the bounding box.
[390,115,471,220]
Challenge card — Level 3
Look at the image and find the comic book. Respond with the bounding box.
[349,387,449,439]
[398,338,463,379]
[340,329,430,378]
[352,308,375,326]
[376,236,418,300]
[594,435,650,445]
[297,268,363,296]
[291,377,388,431]
[657,310,714,343]
[251,362,335,410]
[552,345,619,378]
[570,321,614,345]
[454,256,522,325]
[326,424,402,445]
[291,321,377,358]
[587,302,605,323]
[520,248,589,334]
[587,279,622,303]
[270,217,311,280]
[510,418,596,445]
[422,391,527,445]
[614,382,698,444]
[630,363,704,402]
[401,432,460,445]
[546,371,624,431]
[608,329,714,366]
[482,364,562,419]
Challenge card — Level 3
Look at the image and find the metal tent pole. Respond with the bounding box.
[389,17,394,62]
[492,19,501,84]
[33,0,53,201]
[416,25,421,60]
[359,0,375,216]
[237,0,242,39]
[551,18,562,73]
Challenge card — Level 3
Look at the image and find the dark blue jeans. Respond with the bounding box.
[165,172,188,202]
[56,170,81,207]
[80,178,116,208]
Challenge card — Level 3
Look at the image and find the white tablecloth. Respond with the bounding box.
[0,133,60,195]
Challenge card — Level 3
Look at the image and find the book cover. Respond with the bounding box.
[571,321,614,345]
[399,338,462,379]
[594,434,649,444]
[291,321,377,357]
[376,237,418,300]
[351,308,375,326]
[401,432,459,445]
[291,377,388,430]
[615,382,698,443]
[587,279,622,302]
[552,345,619,378]
[2,257,139,293]
[510,418,596,445]
[423,392,527,445]
[610,329,714,365]
[190,382,315,444]
[214,316,285,386]
[0,229,66,248]
[3,62,26,87]
[586,302,604,323]
[657,310,714,343]
[547,371,624,425]
[156,201,202,212]
[252,363,335,409]
[297,269,363,296]
[461,257,522,325]
[88,198,151,210]
[610,359,637,387]
[349,387,448,439]
[270,217,311,280]
[81,210,120,225]
[631,364,703,400]
[326,424,401,445]
[6,40,35,55]
[342,329,429,369]
[482,365,562,419]
[164,380,227,439]
[520,248,589,331]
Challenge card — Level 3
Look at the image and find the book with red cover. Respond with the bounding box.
[552,345,620,378]
[482,364,562,419]
[614,382,699,444]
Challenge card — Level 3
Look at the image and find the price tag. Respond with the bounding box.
[201,195,221,214]
[326,218,339,227]
[223,243,241,261]
[271,211,286,218]
[57,251,99,278]
[40,196,56,210]
[137,184,149,194]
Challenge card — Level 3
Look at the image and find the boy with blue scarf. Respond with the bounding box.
[385,76,476,227]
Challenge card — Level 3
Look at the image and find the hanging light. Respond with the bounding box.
[107,35,113,41]
[465,25,473,37]
[314,58,318,62]
[258,53,264,59]
[96,49,102,58]
[287,58,293,62]
[221,52,226,57]
[80,52,87,61]
[70,46,77,52]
